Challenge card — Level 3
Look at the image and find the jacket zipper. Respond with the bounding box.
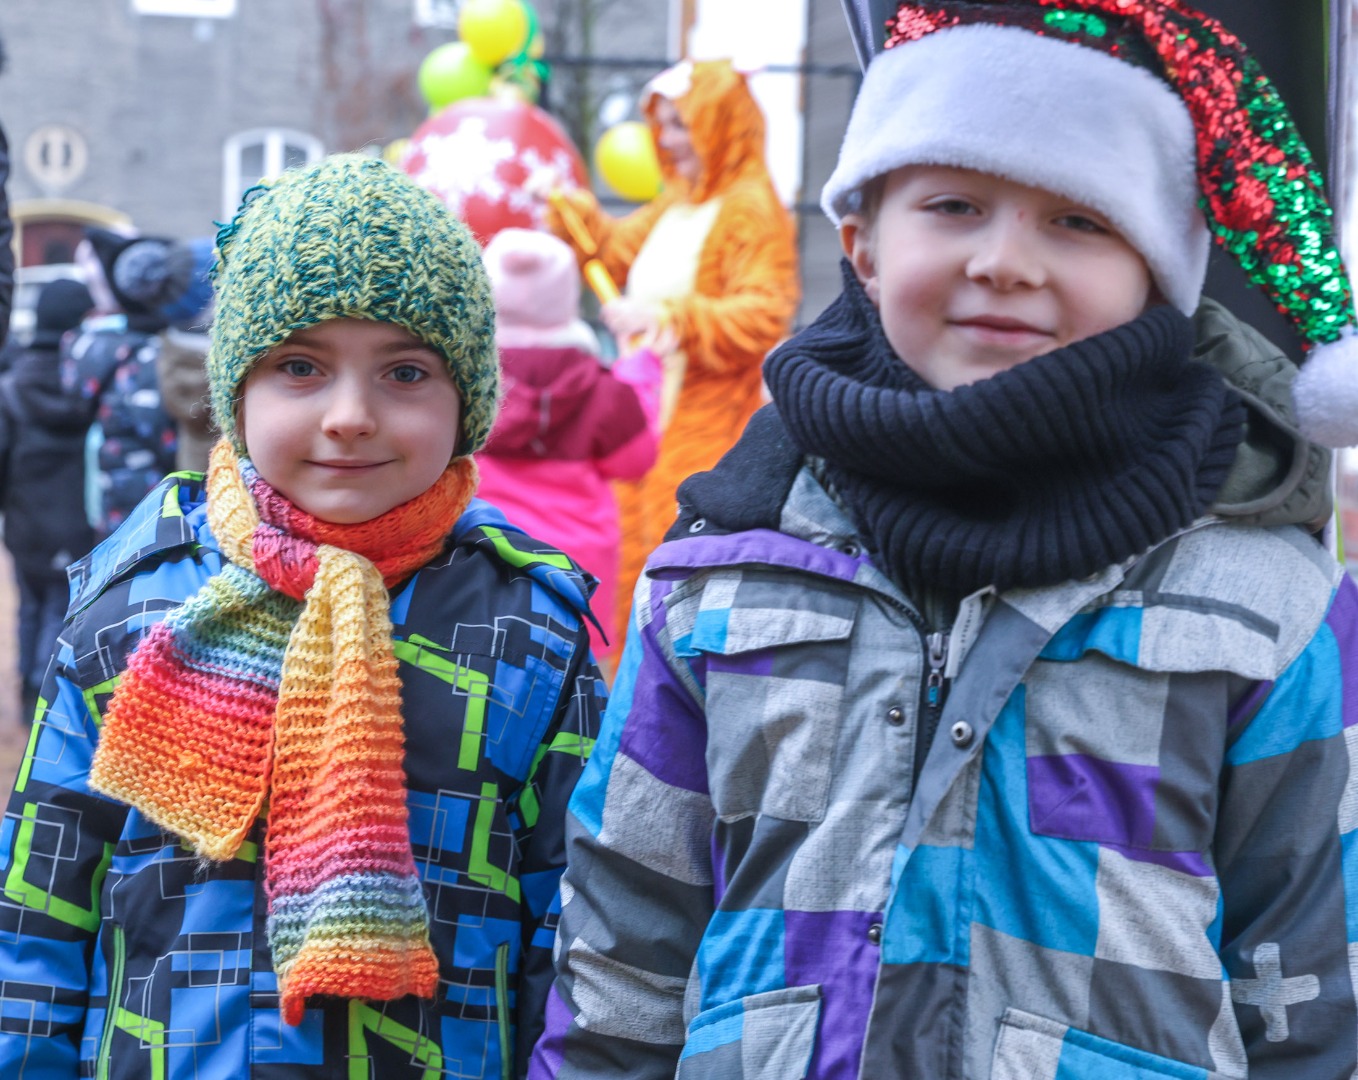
[96,923,126,1080]
[868,590,954,790]
[495,941,512,1080]
[915,630,952,788]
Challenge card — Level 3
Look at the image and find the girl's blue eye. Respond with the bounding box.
[281,358,315,377]
[390,364,427,384]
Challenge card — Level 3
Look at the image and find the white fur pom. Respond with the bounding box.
[1293,331,1358,447]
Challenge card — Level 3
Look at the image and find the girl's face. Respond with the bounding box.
[652,97,700,184]
[239,318,461,523]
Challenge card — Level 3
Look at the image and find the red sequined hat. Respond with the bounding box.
[827,0,1358,447]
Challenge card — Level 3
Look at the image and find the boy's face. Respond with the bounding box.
[840,165,1154,391]
[239,318,462,524]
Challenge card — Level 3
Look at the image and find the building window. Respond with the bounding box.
[414,0,460,29]
[131,0,237,16]
[222,130,324,219]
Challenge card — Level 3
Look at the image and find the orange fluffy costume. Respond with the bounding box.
[548,58,800,644]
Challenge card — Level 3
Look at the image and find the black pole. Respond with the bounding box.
[1192,0,1330,359]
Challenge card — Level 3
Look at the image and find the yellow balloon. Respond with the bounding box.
[594,122,662,203]
[459,0,530,68]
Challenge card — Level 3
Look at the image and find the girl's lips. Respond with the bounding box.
[309,459,386,472]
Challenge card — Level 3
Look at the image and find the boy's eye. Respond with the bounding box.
[1055,213,1109,235]
[924,197,978,216]
[389,363,429,384]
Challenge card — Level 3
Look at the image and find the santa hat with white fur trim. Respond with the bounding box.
[825,0,1358,448]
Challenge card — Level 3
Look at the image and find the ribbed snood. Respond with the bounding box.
[764,263,1246,595]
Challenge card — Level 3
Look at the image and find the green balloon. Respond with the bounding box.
[418,42,493,110]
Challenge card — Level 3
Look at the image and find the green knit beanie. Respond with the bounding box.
[208,153,499,456]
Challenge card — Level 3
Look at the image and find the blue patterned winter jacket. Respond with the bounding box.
[0,472,604,1079]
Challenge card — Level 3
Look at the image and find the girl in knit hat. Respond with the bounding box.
[476,227,662,669]
[0,154,602,1078]
[531,3,1358,1078]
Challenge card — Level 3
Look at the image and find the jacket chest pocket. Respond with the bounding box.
[1023,653,1227,855]
[677,576,856,824]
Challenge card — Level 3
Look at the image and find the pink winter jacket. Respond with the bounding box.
[477,327,661,658]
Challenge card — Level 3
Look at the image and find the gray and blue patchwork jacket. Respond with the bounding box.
[532,306,1358,1079]
[0,472,604,1079]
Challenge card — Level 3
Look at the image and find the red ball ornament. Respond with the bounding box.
[401,98,588,245]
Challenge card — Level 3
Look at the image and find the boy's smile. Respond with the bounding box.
[239,318,462,524]
[840,165,1154,390]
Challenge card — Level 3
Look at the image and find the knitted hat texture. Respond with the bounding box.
[209,153,500,455]
[830,0,1358,447]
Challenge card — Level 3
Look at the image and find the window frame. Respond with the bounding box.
[221,129,324,220]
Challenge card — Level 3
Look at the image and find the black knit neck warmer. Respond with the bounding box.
[762,263,1246,596]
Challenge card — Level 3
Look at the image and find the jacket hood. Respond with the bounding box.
[1193,297,1332,531]
[484,345,606,455]
[643,59,771,205]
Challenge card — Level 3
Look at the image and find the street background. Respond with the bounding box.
[0,547,29,795]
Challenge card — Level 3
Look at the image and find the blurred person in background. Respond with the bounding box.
[0,36,14,350]
[149,237,216,474]
[477,227,662,669]
[0,278,94,723]
[64,228,177,539]
[546,58,800,644]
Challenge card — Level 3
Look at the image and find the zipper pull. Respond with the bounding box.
[925,631,948,707]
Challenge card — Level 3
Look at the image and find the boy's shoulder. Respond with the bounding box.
[1047,519,1343,682]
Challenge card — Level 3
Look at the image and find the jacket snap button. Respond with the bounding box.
[840,540,861,557]
[688,518,707,534]
[886,706,905,726]
[867,923,883,945]
[950,721,975,748]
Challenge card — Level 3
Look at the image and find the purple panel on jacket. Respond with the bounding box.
[1328,575,1358,729]
[530,984,570,1076]
[646,530,864,584]
[784,909,880,1079]
[617,579,711,795]
[1028,754,1158,848]
[709,649,777,677]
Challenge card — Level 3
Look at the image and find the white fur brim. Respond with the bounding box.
[821,25,1211,316]
[1293,332,1358,447]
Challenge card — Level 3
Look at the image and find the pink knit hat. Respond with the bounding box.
[482,227,582,333]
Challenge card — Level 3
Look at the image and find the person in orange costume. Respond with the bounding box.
[547,58,800,646]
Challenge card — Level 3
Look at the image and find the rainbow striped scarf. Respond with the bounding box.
[91,440,477,1024]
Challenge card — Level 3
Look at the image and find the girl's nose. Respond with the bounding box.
[966,214,1046,291]
[322,378,376,439]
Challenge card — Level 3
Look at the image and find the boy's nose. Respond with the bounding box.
[966,216,1046,291]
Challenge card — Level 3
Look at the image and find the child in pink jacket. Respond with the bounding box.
[478,227,661,663]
